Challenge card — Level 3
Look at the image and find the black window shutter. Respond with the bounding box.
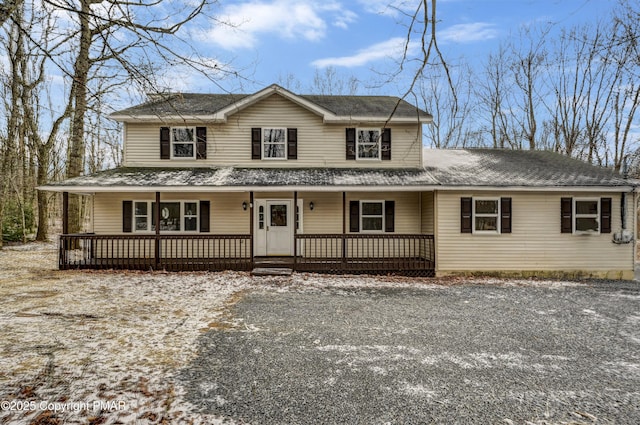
[251,128,261,159]
[349,200,360,232]
[500,197,512,234]
[123,201,133,233]
[196,127,207,159]
[600,197,612,234]
[461,197,472,233]
[561,197,573,233]
[199,200,210,233]
[381,128,391,161]
[287,128,297,160]
[160,127,170,160]
[385,200,395,232]
[346,128,356,160]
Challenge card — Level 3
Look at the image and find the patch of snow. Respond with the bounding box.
[399,382,437,398]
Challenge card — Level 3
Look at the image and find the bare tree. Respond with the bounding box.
[0,0,22,26]
[311,67,359,95]
[34,0,221,234]
[475,45,520,149]
[419,63,475,148]
[509,25,550,150]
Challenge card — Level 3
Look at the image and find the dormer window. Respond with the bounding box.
[172,127,196,159]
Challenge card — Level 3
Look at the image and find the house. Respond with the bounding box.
[39,84,637,279]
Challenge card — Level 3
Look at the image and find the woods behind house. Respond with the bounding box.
[0,0,639,245]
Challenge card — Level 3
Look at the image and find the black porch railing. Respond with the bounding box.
[59,234,252,271]
[59,233,435,276]
[295,234,435,276]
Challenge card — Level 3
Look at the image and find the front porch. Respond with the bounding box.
[59,233,435,276]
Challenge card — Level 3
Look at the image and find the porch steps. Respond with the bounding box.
[251,267,293,276]
[251,256,294,276]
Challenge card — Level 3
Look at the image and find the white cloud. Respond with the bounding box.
[438,22,499,43]
[311,37,417,68]
[199,0,353,50]
[356,0,415,17]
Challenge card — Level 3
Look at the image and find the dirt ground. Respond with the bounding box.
[0,242,255,424]
[0,242,638,424]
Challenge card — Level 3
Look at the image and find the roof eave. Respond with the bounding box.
[109,114,227,123]
[323,116,432,124]
[38,183,635,194]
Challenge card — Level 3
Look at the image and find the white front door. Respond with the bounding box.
[255,200,293,256]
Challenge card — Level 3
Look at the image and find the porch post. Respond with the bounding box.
[62,191,69,235]
[155,192,160,269]
[342,191,346,265]
[249,191,254,266]
[293,191,298,269]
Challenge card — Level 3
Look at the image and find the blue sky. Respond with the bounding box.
[174,0,617,95]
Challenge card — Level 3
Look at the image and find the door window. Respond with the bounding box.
[270,205,287,226]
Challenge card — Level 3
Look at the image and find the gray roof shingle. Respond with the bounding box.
[423,149,630,187]
[110,92,429,120]
[41,149,633,190]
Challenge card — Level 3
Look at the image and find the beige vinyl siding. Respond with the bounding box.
[93,192,249,234]
[435,191,634,275]
[298,192,343,234]
[421,192,434,234]
[123,93,422,168]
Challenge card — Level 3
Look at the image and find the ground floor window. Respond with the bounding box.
[133,201,199,232]
[361,200,384,232]
[574,198,599,233]
[473,198,500,233]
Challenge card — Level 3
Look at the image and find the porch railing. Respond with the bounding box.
[59,233,435,276]
[295,234,435,276]
[59,234,252,271]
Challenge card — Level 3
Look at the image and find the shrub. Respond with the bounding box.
[2,201,35,242]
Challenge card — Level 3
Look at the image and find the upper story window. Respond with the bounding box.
[357,129,380,160]
[346,128,391,161]
[251,127,297,160]
[172,127,196,159]
[263,128,286,159]
[160,126,206,160]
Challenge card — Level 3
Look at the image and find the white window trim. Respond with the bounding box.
[132,200,200,233]
[360,200,385,233]
[472,197,501,234]
[356,128,381,161]
[170,126,196,160]
[573,198,600,235]
[262,128,287,160]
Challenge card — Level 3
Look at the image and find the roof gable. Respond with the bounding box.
[110,84,431,124]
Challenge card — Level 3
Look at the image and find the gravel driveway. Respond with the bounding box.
[179,280,640,424]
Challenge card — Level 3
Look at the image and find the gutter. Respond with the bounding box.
[37,184,636,194]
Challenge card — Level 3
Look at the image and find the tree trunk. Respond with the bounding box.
[65,0,92,234]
